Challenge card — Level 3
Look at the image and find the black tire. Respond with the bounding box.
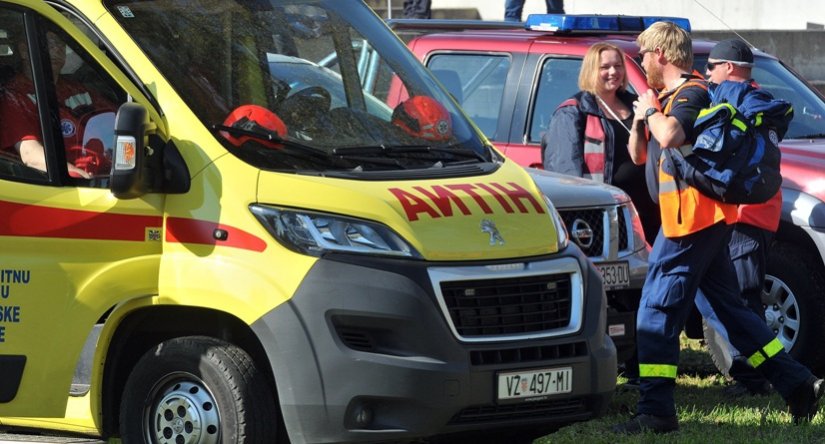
[703,242,825,376]
[763,242,825,374]
[120,336,279,443]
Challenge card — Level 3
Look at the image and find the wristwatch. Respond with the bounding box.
[644,107,660,126]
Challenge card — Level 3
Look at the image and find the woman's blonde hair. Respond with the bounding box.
[636,21,693,70]
[578,43,628,95]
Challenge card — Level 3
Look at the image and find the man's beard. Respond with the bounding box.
[646,65,665,90]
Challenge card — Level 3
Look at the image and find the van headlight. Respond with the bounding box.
[250,204,421,258]
[542,194,569,250]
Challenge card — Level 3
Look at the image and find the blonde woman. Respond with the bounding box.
[542,42,659,241]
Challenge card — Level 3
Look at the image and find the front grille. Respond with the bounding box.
[449,398,587,424]
[617,205,629,251]
[470,342,587,366]
[439,274,572,338]
[559,209,604,257]
[336,328,376,352]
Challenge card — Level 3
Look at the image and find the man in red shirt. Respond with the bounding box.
[0,31,115,178]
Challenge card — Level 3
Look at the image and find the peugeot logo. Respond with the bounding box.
[570,218,594,249]
[480,219,504,245]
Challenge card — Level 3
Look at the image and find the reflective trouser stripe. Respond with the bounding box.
[747,338,785,368]
[639,363,678,379]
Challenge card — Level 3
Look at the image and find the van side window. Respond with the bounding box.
[0,11,126,187]
[529,57,582,144]
[427,54,510,140]
[43,23,125,187]
[0,9,49,182]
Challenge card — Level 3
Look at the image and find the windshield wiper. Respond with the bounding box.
[213,124,413,170]
[795,133,825,139]
[211,123,330,159]
[332,144,488,163]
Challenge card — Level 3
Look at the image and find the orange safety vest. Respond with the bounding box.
[657,80,737,238]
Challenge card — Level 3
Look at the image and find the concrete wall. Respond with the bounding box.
[692,30,825,92]
[431,0,825,30]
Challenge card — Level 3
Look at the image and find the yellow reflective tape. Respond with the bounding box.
[748,350,767,368]
[748,338,785,368]
[732,118,747,132]
[697,102,735,119]
[697,108,713,119]
[754,112,763,127]
[764,337,785,358]
[639,363,678,379]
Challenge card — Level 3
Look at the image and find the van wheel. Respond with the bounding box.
[702,242,825,376]
[120,336,279,443]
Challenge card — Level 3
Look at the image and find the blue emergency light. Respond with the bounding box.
[524,14,691,33]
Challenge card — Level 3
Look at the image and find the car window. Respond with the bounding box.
[529,57,582,144]
[0,9,125,186]
[427,53,510,140]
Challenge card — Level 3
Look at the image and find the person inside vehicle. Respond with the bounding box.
[0,30,116,178]
[542,42,660,241]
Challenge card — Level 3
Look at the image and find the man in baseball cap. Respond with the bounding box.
[706,38,755,75]
[704,38,789,400]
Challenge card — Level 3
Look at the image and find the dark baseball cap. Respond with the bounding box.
[708,39,754,67]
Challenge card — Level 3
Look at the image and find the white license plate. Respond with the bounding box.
[497,367,572,400]
[596,261,630,289]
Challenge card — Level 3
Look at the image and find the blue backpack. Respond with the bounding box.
[666,80,791,204]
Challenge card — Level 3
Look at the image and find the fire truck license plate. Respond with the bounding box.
[497,367,572,400]
[596,261,630,289]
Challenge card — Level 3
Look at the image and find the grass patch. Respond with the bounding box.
[534,337,825,444]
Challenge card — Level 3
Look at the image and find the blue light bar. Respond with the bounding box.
[525,14,691,33]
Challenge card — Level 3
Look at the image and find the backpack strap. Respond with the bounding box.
[663,79,708,115]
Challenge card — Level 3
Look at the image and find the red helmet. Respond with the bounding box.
[392,96,452,141]
[221,104,287,149]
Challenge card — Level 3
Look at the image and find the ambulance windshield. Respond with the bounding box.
[106,0,494,174]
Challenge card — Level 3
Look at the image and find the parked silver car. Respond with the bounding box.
[529,169,649,364]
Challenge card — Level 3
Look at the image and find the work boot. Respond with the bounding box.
[723,380,772,398]
[612,413,679,434]
[786,376,825,424]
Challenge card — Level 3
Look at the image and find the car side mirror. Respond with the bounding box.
[110,102,152,199]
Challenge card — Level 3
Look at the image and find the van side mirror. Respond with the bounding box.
[110,102,151,198]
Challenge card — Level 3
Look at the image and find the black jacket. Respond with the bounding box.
[541,89,637,184]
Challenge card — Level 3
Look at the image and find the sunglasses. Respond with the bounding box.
[638,48,654,57]
[706,61,727,71]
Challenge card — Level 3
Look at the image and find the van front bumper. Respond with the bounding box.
[251,247,615,443]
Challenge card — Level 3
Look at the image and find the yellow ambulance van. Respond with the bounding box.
[0,1,615,442]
